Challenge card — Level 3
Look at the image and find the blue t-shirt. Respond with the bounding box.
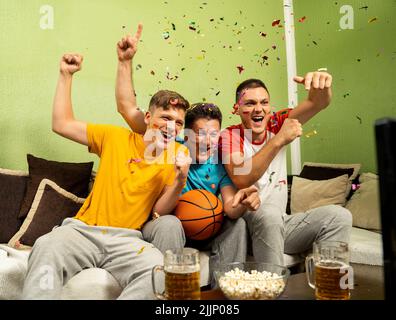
[182,157,234,196]
[175,137,233,196]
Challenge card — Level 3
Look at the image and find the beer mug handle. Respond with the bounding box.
[305,254,316,289]
[152,265,166,300]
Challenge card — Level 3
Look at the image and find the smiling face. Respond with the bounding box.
[144,106,185,151]
[237,87,272,141]
[187,118,221,164]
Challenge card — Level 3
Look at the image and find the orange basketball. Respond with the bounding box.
[175,189,224,241]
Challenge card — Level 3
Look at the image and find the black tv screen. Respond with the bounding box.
[375,117,396,300]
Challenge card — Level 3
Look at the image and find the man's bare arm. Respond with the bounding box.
[52,54,88,146]
[223,118,302,189]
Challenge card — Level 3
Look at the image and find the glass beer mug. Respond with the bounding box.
[152,247,201,300]
[305,241,353,300]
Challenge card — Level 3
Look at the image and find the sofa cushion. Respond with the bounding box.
[290,174,349,214]
[8,179,85,249]
[0,169,28,243]
[18,154,93,219]
[346,172,381,231]
[299,162,361,198]
[349,227,383,266]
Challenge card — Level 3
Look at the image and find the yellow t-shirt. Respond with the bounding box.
[75,124,186,230]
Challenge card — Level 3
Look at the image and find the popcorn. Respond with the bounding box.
[218,267,286,300]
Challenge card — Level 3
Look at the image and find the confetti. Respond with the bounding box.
[272,19,281,27]
[259,32,267,37]
[278,180,287,185]
[368,17,378,23]
[272,45,277,50]
[211,184,216,189]
[136,64,142,70]
[216,91,220,96]
[356,115,362,124]
[101,229,108,235]
[298,16,307,23]
[312,40,318,45]
[189,21,197,31]
[352,184,361,191]
[237,65,245,74]
[305,130,317,138]
[343,93,350,98]
[172,23,176,30]
[137,246,145,255]
[359,6,368,10]
[150,70,155,75]
[357,58,361,62]
[162,31,170,40]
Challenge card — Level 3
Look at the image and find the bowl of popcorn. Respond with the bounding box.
[214,262,290,300]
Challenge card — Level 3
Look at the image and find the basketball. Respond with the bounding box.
[175,189,224,241]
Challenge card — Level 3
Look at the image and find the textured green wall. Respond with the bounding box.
[293,0,396,172]
[0,0,394,172]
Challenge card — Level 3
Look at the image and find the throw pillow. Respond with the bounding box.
[9,179,85,249]
[299,162,361,198]
[0,168,28,243]
[346,172,381,231]
[18,154,93,219]
[291,174,349,214]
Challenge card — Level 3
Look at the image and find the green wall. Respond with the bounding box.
[0,0,394,172]
[294,0,396,172]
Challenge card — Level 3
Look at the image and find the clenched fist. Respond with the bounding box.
[275,118,302,146]
[117,23,143,62]
[60,54,83,75]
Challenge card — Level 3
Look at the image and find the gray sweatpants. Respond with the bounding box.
[142,215,248,280]
[22,218,163,300]
[243,204,352,266]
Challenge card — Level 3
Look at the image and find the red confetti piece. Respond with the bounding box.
[272,19,281,27]
[211,184,216,189]
[298,16,307,23]
[237,65,245,74]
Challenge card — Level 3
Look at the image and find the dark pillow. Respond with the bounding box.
[0,169,28,242]
[18,154,93,219]
[8,179,85,248]
[299,166,355,180]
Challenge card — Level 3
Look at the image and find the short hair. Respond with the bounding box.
[149,90,190,112]
[235,79,269,102]
[184,103,222,129]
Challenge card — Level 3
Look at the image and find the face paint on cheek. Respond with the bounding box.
[242,111,250,115]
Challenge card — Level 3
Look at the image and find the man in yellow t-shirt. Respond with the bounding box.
[22,50,191,299]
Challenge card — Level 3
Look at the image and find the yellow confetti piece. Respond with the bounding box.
[137,246,146,255]
[368,17,378,23]
[101,229,108,235]
[305,130,318,138]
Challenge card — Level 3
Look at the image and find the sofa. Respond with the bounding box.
[0,156,384,299]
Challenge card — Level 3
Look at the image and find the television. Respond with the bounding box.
[375,117,396,300]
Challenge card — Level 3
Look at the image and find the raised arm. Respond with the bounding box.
[52,53,88,145]
[289,71,333,125]
[116,23,147,134]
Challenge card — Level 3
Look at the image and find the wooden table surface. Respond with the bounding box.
[201,263,384,300]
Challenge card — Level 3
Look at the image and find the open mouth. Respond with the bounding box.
[251,116,264,125]
[160,131,174,143]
